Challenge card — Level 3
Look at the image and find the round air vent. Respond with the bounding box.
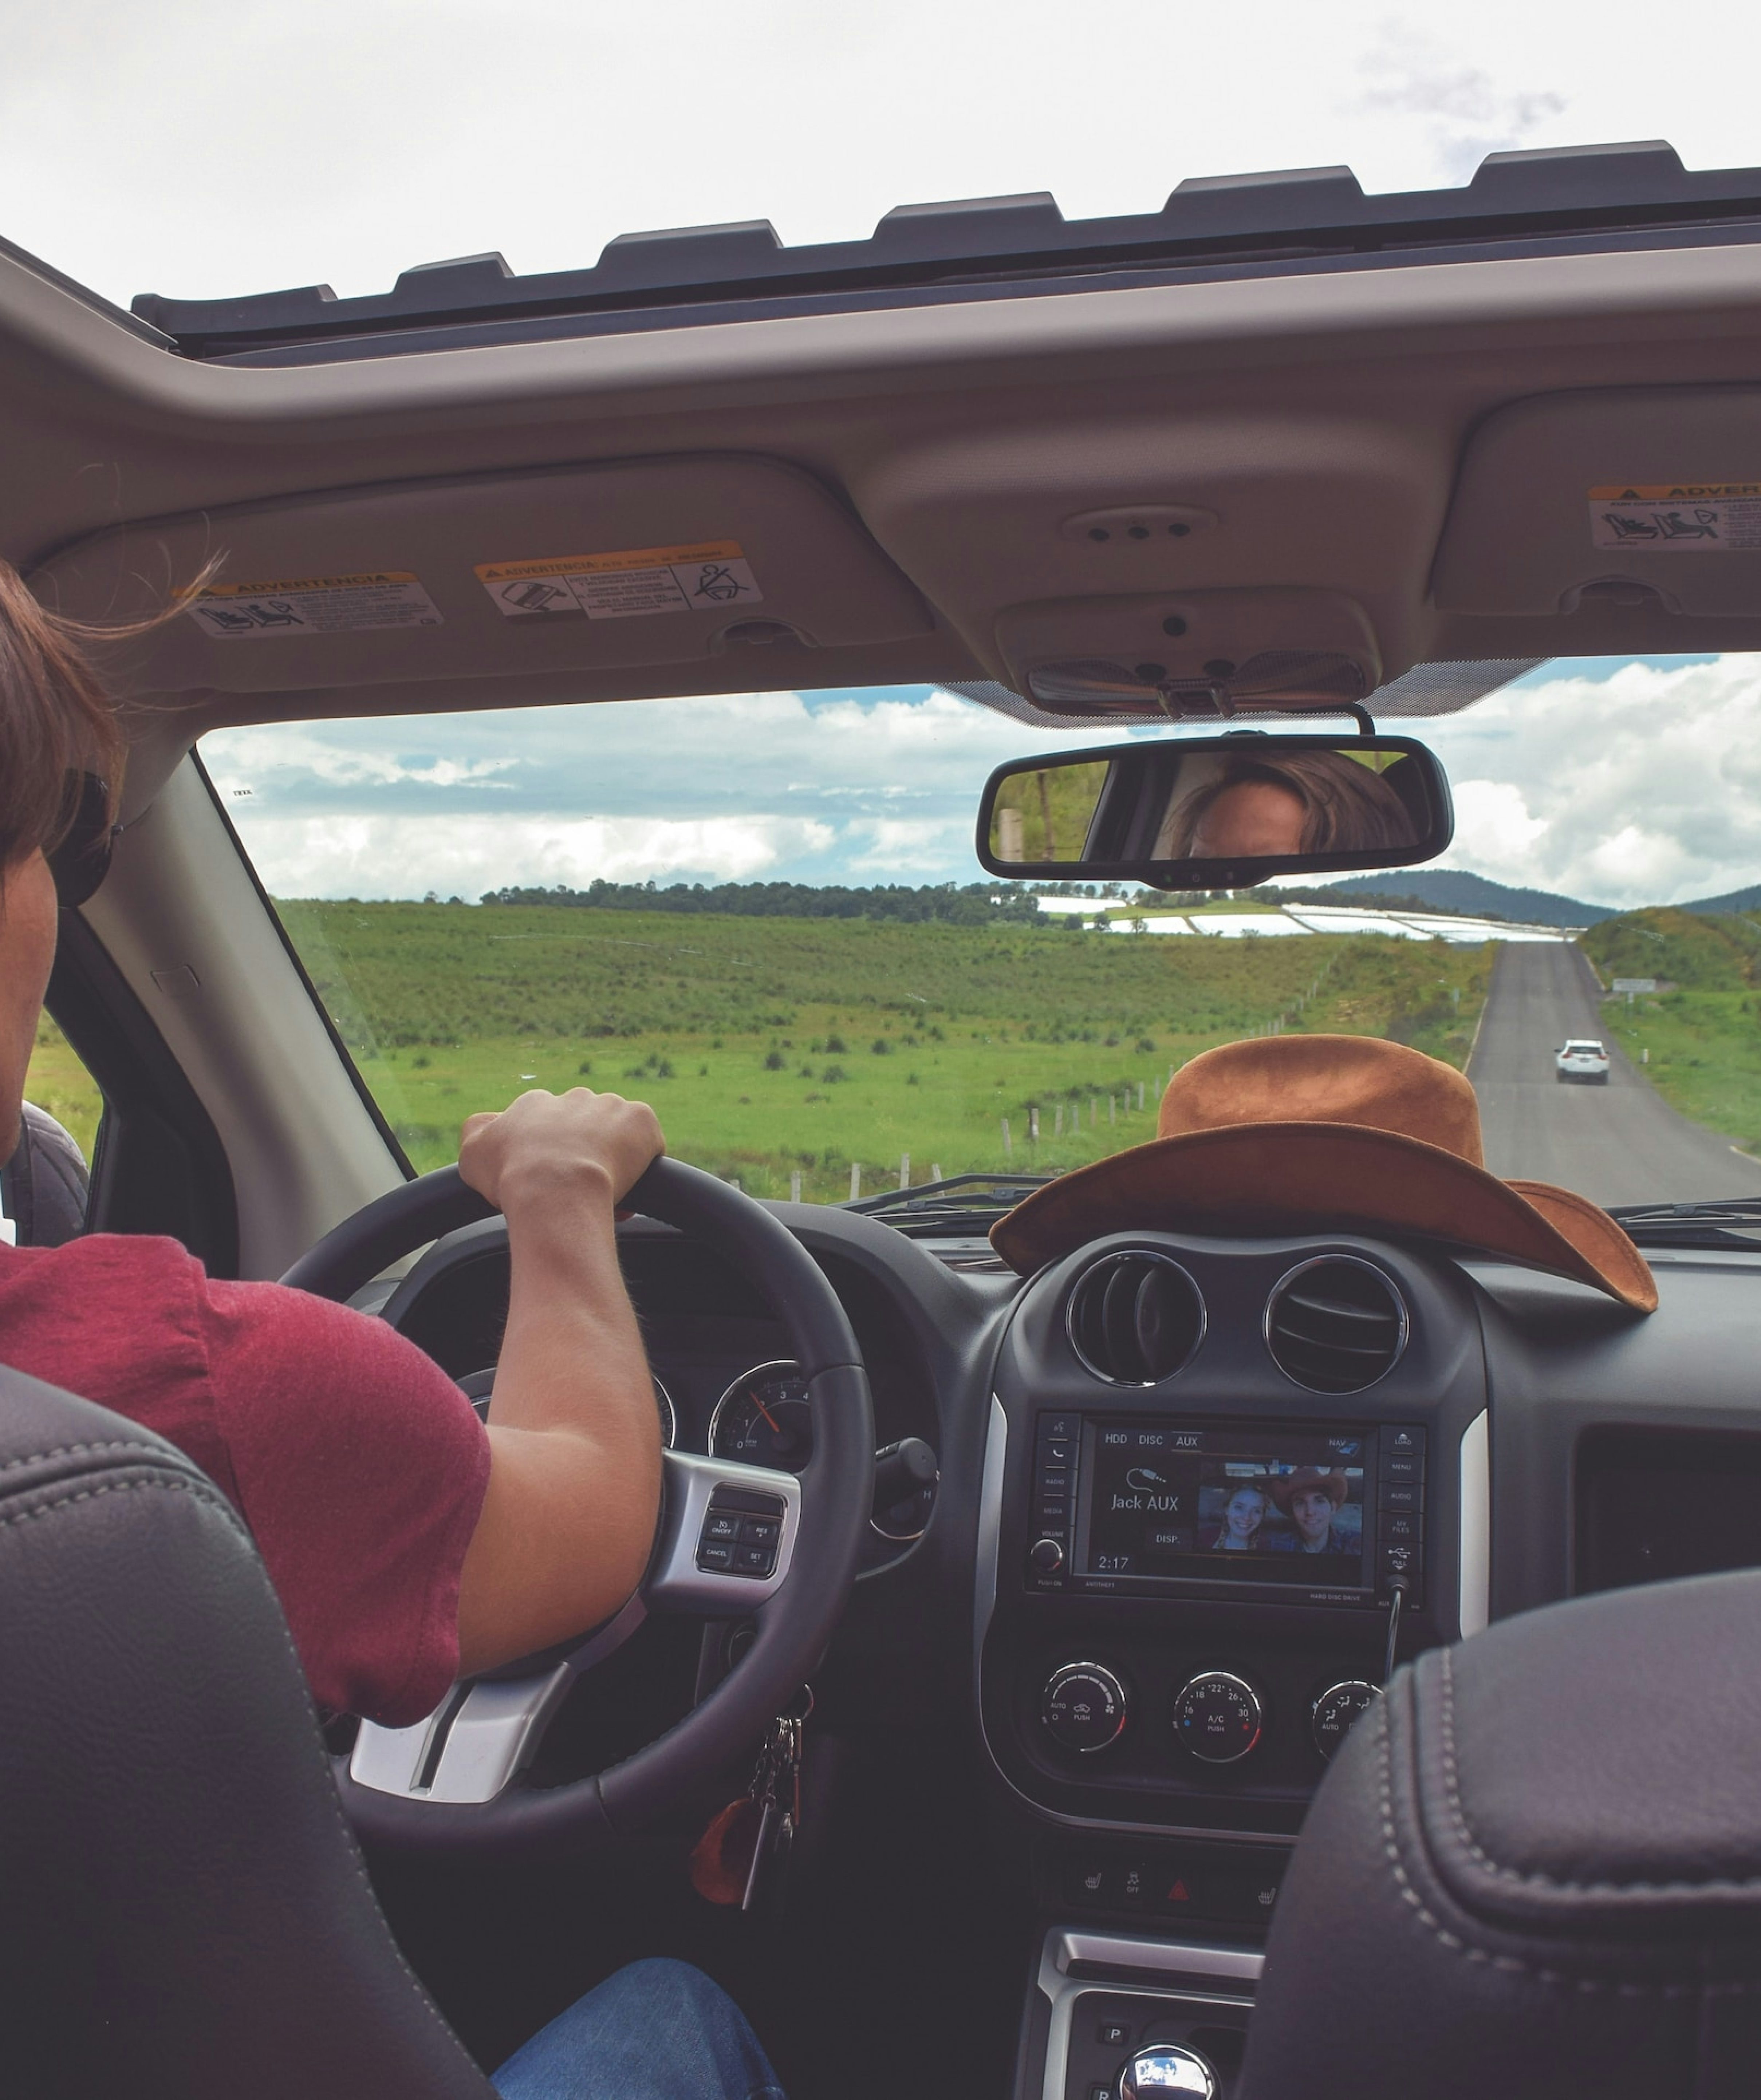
[1067,1251,1205,1385]
[1264,1257,1407,1394]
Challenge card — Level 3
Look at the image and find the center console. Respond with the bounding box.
[982,1232,1490,2095]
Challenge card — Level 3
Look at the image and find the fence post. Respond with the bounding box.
[899,1153,910,1190]
[1001,1117,1012,1158]
[849,1161,861,1200]
[790,1169,802,1203]
[931,1161,942,1183]
[1029,1106,1040,1142]
[1055,1102,1064,1138]
[1108,1095,1116,1125]
[1137,1080,1145,1112]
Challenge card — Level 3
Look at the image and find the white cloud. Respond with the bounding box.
[1423,656,1761,907]
[228,812,838,899]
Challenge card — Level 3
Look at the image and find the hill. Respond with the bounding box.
[1317,869,1614,927]
[1580,907,1761,991]
[1674,883,1761,918]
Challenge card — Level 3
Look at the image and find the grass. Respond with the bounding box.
[1580,909,1761,1155]
[277,902,1491,1194]
[22,904,1493,1200]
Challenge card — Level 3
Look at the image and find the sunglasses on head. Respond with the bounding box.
[46,773,118,909]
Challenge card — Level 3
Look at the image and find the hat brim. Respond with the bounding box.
[989,1122,1657,1313]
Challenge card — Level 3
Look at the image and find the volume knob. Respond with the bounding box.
[1029,1536,1065,1574]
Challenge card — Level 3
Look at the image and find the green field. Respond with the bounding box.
[272,903,1490,1194]
[24,905,1493,1198]
[1581,908,1761,1154]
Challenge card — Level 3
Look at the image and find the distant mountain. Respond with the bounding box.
[1315,870,1616,928]
[1674,883,1761,918]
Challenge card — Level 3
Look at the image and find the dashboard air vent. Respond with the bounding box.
[1265,1257,1407,1393]
[1067,1252,1205,1385]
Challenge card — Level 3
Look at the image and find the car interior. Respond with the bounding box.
[11,138,1761,2100]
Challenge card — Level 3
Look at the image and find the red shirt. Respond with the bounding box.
[0,1233,491,1726]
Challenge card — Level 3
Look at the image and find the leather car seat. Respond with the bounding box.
[0,1362,499,2099]
[1240,1567,1761,2100]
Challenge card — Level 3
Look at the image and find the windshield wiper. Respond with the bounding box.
[1608,1198,1761,1247]
[846,1172,1051,1233]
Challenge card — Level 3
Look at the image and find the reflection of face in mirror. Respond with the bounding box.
[1157,750,1419,862]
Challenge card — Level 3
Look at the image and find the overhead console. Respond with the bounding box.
[976,1230,1488,1939]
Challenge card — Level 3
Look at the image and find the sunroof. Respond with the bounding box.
[116,142,1761,367]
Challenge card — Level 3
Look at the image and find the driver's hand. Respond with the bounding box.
[459,1088,665,1214]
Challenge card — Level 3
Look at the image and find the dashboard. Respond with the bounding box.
[378,1201,1761,1957]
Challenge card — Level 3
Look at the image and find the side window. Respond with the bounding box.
[3,1014,103,1247]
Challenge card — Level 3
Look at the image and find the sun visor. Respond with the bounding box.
[1434,389,1761,619]
[28,456,933,697]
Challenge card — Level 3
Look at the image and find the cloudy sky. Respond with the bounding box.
[201,657,1761,911]
[17,3,1761,909]
[3,1,1755,310]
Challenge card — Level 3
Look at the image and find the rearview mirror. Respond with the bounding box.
[976,733,1453,889]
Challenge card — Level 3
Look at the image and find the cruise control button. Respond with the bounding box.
[702,1511,741,1544]
[696,1542,735,1571]
[733,1543,776,1576]
[738,1516,780,1547]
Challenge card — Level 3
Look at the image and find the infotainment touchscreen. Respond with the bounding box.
[1074,1417,1376,1599]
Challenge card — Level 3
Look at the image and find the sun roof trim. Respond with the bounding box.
[129,142,1761,362]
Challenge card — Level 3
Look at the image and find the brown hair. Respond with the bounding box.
[0,559,126,868]
[1160,751,1415,859]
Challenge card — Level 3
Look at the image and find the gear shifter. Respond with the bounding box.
[1119,2042,1218,2097]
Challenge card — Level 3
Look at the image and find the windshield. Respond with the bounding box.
[204,655,1761,1214]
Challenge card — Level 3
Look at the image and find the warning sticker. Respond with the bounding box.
[182,572,444,638]
[476,541,763,621]
[1588,485,1761,551]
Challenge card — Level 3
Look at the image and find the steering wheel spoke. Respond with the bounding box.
[646,1449,802,1616]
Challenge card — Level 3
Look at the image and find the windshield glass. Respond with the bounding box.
[204,656,1761,1212]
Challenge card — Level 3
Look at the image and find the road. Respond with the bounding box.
[1469,942,1761,1206]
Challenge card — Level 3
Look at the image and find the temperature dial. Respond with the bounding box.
[1312,1679,1380,1761]
[1041,1662,1129,1754]
[1172,1670,1263,1765]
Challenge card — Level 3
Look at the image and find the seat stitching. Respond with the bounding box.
[1439,1646,1761,1899]
[1375,1694,1723,1997]
[6,1475,492,2090]
[0,1439,180,1475]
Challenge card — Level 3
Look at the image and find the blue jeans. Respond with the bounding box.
[492,1958,786,2100]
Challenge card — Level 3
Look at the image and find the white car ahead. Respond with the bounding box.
[1557,1039,1612,1085]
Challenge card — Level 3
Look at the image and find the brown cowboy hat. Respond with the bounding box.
[1269,1467,1348,1512]
[990,1034,1657,1313]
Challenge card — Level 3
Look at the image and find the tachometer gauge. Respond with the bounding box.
[709,1360,813,1473]
[650,1373,678,1451]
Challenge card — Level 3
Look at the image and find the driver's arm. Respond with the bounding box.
[452,1089,666,1676]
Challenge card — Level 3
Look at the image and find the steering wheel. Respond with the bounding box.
[280,1157,874,1859]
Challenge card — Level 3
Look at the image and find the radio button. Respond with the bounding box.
[1171,1671,1263,1765]
[1311,1679,1380,1760]
[1042,1662,1129,1753]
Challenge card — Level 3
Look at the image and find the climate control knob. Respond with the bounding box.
[1172,1670,1263,1764]
[1041,1661,1129,1754]
[1312,1679,1380,1761]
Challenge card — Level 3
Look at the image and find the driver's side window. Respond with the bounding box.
[4,1015,100,1247]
